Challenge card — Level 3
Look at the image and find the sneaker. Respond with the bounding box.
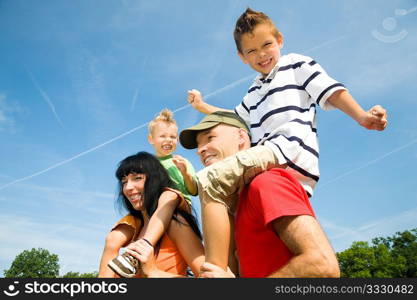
[108,252,140,278]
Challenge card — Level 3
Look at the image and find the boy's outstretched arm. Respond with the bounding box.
[172,154,198,196]
[141,190,179,246]
[327,90,388,131]
[188,89,233,115]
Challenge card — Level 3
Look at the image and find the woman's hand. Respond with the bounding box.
[125,239,157,277]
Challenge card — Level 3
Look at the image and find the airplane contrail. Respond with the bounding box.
[1,34,369,190]
[319,138,417,188]
[27,70,65,129]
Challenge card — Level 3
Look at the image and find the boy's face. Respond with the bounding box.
[148,121,178,157]
[238,23,283,77]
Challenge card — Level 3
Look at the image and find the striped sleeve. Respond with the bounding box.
[295,56,346,111]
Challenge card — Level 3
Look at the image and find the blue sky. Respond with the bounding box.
[1,0,416,275]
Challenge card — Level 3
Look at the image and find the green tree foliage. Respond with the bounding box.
[61,271,98,278]
[4,248,60,278]
[373,228,417,277]
[4,248,98,278]
[337,228,417,278]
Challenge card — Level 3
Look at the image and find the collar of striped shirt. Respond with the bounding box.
[254,61,281,85]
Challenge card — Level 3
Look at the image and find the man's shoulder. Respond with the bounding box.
[246,168,308,200]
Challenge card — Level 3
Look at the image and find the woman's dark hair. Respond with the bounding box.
[115,151,202,241]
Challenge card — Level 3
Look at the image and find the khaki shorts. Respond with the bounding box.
[196,145,279,212]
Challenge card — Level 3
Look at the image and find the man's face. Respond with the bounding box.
[238,23,283,77]
[196,124,243,167]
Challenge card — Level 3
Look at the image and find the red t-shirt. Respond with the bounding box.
[235,168,316,277]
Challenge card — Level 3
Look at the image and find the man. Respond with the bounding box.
[179,111,340,277]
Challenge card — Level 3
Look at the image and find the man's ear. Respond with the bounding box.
[238,51,248,64]
[238,128,249,149]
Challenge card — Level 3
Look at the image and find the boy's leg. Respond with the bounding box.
[196,145,279,205]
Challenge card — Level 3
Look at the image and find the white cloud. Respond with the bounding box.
[320,206,417,252]
[0,94,23,134]
[1,182,116,216]
[0,213,108,275]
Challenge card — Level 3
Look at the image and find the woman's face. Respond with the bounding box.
[122,173,146,211]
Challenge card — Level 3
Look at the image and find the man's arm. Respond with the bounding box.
[268,215,340,278]
[188,89,233,114]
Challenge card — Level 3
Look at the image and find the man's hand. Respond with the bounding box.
[199,262,236,278]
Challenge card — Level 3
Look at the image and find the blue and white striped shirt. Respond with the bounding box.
[235,53,346,196]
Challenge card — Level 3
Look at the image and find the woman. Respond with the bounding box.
[98,151,204,277]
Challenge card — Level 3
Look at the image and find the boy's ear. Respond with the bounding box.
[238,51,248,64]
[147,134,154,145]
[277,35,284,49]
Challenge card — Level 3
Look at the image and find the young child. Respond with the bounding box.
[106,110,198,278]
[148,109,198,204]
[98,152,204,278]
[186,8,388,272]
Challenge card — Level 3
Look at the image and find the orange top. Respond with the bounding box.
[111,186,190,277]
[112,214,187,277]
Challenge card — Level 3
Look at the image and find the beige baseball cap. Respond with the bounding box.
[179,111,250,149]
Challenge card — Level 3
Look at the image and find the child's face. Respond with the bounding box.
[238,23,283,77]
[122,173,146,211]
[148,121,178,157]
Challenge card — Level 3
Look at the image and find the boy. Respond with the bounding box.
[187,8,388,273]
[108,109,198,277]
[148,109,198,203]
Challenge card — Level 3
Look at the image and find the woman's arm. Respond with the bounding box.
[98,224,134,278]
[126,215,205,278]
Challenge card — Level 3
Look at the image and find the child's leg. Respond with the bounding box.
[196,145,279,207]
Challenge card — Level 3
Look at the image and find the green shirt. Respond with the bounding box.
[158,154,196,204]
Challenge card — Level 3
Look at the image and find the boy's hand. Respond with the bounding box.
[199,262,236,278]
[358,105,388,131]
[172,155,188,175]
[187,88,230,114]
[187,89,205,111]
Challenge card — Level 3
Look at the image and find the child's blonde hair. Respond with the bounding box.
[148,109,177,135]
